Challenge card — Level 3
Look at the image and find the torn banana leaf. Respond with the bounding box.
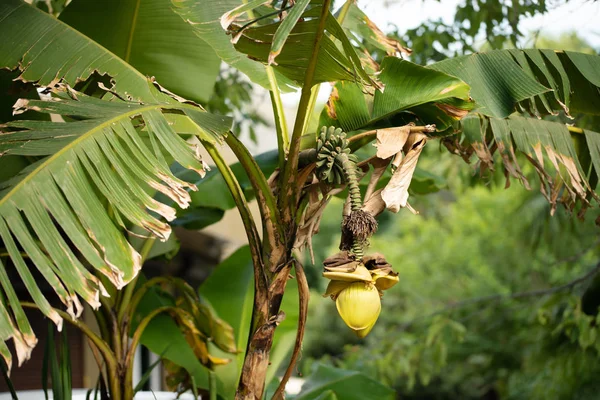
[59,0,221,103]
[231,4,374,88]
[172,0,293,91]
[429,49,600,118]
[0,82,232,371]
[449,113,600,215]
[0,0,170,103]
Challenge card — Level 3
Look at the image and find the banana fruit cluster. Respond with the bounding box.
[323,252,398,338]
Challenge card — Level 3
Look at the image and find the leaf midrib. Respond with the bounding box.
[0,104,163,209]
[124,0,142,63]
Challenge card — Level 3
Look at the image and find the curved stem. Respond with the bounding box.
[225,133,283,233]
[21,302,116,368]
[21,302,120,399]
[202,140,267,293]
[209,370,217,400]
[225,133,285,272]
[336,153,364,258]
[272,260,309,400]
[347,125,436,149]
[111,309,123,364]
[337,154,362,212]
[127,277,171,323]
[203,140,271,368]
[267,66,290,169]
[92,307,110,343]
[123,306,173,400]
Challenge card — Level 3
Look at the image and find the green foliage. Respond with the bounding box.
[43,324,72,400]
[1,1,600,399]
[319,56,473,134]
[59,0,221,103]
[139,246,299,399]
[134,279,213,392]
[429,50,600,118]
[171,150,278,229]
[0,81,232,374]
[291,364,395,400]
[197,246,255,398]
[171,0,295,91]
[0,0,166,102]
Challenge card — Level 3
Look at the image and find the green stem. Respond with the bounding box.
[337,154,362,212]
[225,133,283,235]
[568,126,584,135]
[202,141,267,293]
[279,0,333,223]
[92,308,111,343]
[0,251,29,258]
[297,1,353,146]
[209,370,217,400]
[123,306,172,400]
[267,66,289,169]
[21,302,120,399]
[117,237,156,324]
[225,133,285,272]
[301,85,319,140]
[127,277,171,323]
[21,302,115,367]
[108,311,123,379]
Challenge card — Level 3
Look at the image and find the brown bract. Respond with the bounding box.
[323,251,357,269]
[363,253,392,271]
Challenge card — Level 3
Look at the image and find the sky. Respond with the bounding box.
[361,0,600,48]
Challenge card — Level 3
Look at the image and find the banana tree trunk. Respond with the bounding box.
[235,255,292,400]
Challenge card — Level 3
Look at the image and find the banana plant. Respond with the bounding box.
[1,0,600,399]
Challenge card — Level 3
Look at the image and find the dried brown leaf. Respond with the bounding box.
[364,157,391,203]
[362,189,386,218]
[365,17,412,56]
[374,126,411,159]
[363,253,392,271]
[381,133,427,213]
[325,86,339,120]
[436,102,470,119]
